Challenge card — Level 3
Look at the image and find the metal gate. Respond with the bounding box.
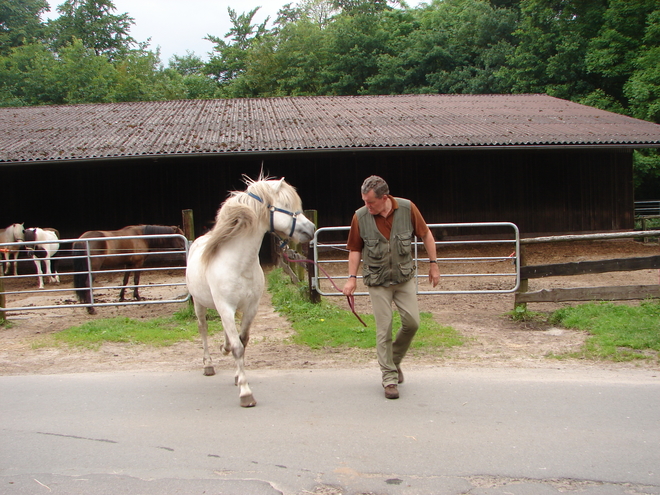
[0,233,189,314]
[311,222,520,296]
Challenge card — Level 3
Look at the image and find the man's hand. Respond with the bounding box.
[429,263,440,287]
[343,277,357,296]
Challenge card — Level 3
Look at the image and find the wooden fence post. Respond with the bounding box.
[181,209,195,242]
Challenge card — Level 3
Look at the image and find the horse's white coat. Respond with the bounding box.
[186,178,315,407]
[24,228,60,289]
[0,223,24,276]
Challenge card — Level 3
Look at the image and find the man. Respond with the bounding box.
[343,176,440,399]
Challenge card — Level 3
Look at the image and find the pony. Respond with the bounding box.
[0,223,24,276]
[23,227,60,289]
[72,224,186,314]
[186,176,315,407]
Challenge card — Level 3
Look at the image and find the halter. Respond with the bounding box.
[247,191,302,248]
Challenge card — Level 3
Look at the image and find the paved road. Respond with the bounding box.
[1,367,659,494]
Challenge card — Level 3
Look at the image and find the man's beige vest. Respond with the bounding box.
[356,197,416,287]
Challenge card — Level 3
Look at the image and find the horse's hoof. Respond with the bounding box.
[203,366,215,376]
[86,307,96,315]
[240,395,257,408]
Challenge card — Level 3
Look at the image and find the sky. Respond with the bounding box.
[45,0,288,64]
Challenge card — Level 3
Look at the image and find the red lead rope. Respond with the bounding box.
[281,251,367,327]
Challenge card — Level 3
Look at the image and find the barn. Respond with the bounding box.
[2,93,660,240]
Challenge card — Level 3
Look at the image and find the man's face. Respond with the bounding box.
[362,189,388,216]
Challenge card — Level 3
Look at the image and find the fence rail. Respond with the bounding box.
[635,200,660,217]
[311,222,520,296]
[0,233,189,315]
[515,230,660,307]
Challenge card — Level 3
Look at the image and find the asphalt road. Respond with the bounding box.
[1,367,659,495]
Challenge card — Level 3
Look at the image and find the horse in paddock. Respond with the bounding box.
[0,223,24,276]
[72,224,186,314]
[23,227,60,289]
[186,176,315,407]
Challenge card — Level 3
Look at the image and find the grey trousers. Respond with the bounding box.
[368,278,420,386]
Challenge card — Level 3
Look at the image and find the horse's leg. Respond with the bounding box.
[230,303,258,387]
[218,305,256,408]
[132,271,141,300]
[48,256,60,284]
[33,254,45,289]
[11,250,19,276]
[2,251,8,275]
[119,270,130,301]
[194,301,215,376]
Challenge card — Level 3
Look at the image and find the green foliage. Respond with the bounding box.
[510,304,545,322]
[549,301,660,361]
[1,0,659,187]
[48,0,136,60]
[267,267,463,351]
[43,305,220,349]
[0,0,49,55]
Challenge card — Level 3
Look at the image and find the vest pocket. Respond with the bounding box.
[364,238,386,260]
[398,260,414,278]
[395,233,413,256]
[363,264,385,286]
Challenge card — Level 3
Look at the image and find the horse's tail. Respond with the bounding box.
[72,241,91,304]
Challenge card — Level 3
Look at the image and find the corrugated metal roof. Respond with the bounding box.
[1,94,659,163]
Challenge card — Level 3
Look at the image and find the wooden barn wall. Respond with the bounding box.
[1,148,633,240]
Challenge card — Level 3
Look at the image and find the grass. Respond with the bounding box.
[39,305,221,350]
[267,267,463,352]
[548,300,660,361]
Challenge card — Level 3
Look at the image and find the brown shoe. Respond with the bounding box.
[384,384,399,399]
[396,365,404,384]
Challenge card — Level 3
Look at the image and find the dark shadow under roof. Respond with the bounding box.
[1,94,660,163]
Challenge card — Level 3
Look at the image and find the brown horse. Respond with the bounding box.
[72,225,186,314]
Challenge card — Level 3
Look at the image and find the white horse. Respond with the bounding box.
[0,223,24,276]
[23,228,60,289]
[186,176,315,407]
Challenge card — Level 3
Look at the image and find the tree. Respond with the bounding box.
[584,0,658,107]
[498,0,608,99]
[319,2,393,95]
[0,42,59,105]
[168,50,205,76]
[367,0,517,95]
[48,0,136,59]
[205,7,269,84]
[0,0,49,55]
[624,9,660,123]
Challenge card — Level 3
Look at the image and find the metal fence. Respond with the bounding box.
[0,233,189,314]
[635,200,660,217]
[311,222,520,296]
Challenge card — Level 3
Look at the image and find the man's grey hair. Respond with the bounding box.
[361,175,389,198]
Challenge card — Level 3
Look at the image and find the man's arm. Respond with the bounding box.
[342,250,362,296]
[422,229,440,287]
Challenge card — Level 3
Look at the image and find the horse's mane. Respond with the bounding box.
[200,176,302,266]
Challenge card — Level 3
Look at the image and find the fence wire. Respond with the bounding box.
[0,234,189,314]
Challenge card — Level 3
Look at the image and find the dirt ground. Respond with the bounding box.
[1,239,660,376]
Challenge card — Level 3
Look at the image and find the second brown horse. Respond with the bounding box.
[72,224,186,314]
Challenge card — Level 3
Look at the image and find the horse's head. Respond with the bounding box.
[12,223,25,241]
[248,178,315,245]
[22,228,36,252]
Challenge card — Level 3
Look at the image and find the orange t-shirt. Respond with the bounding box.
[346,196,430,252]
